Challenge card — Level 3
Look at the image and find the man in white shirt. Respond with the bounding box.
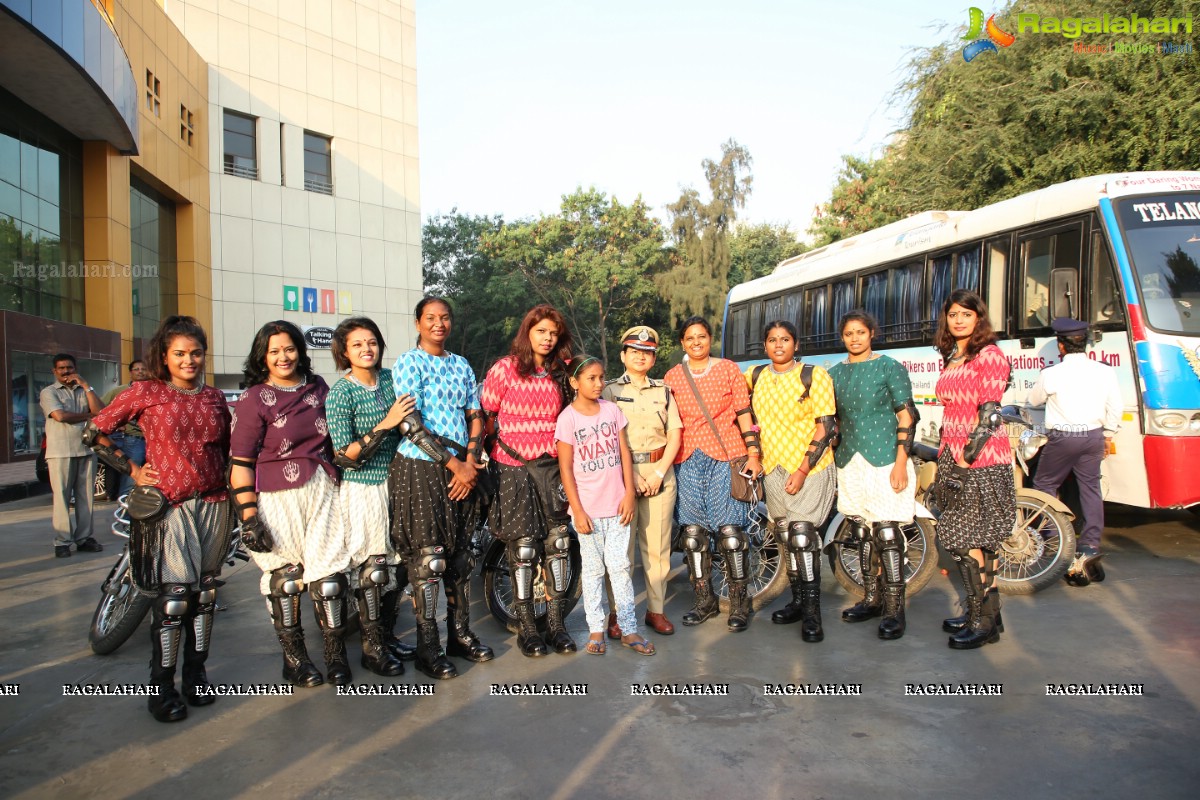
[1027,318,1122,586]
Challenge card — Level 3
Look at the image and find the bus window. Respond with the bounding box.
[729,306,747,357]
[986,237,1008,334]
[1089,232,1124,325]
[783,291,802,331]
[861,271,888,334]
[805,285,830,348]
[1020,227,1081,329]
[956,247,981,293]
[748,301,763,354]
[831,279,854,335]
[930,255,952,325]
[763,296,782,328]
[890,262,923,340]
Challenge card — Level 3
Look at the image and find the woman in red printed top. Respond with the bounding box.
[229,321,352,688]
[663,316,763,633]
[86,316,232,723]
[480,305,577,658]
[932,289,1015,650]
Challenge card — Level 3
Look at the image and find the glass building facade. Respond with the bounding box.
[129,176,178,341]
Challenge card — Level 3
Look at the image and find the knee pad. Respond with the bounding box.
[786,522,819,581]
[309,572,348,601]
[848,518,871,544]
[681,524,710,553]
[269,564,305,597]
[412,545,447,583]
[196,573,218,607]
[718,525,748,554]
[155,585,190,668]
[192,574,218,652]
[873,522,904,584]
[157,584,192,619]
[508,537,538,602]
[544,525,571,557]
[358,555,390,590]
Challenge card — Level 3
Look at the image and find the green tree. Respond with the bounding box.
[421,210,526,374]
[728,221,808,286]
[657,139,754,328]
[813,0,1200,235]
[483,188,670,367]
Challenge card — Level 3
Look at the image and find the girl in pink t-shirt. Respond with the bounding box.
[556,357,654,656]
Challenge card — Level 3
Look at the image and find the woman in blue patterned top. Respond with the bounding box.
[327,316,415,677]
[389,296,491,679]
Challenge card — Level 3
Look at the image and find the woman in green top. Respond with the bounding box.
[326,316,415,676]
[827,310,919,640]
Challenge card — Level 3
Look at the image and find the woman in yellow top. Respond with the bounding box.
[746,320,838,643]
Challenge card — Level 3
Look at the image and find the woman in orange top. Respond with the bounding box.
[663,316,762,632]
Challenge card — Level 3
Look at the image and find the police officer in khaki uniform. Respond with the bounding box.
[602,326,682,636]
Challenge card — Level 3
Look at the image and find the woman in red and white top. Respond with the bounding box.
[932,289,1015,650]
[480,305,577,657]
[663,316,763,633]
[87,316,232,723]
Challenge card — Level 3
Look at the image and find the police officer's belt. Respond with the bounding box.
[630,447,665,464]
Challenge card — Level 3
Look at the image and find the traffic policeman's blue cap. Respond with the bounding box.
[1051,317,1089,335]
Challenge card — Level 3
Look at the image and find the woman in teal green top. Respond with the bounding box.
[827,310,918,640]
[326,316,414,677]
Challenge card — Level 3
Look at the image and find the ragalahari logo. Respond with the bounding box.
[962,7,1016,61]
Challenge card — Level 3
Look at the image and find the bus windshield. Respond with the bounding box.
[1117,194,1200,334]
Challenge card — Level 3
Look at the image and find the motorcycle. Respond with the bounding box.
[824,406,1077,597]
[88,495,249,655]
[669,482,789,612]
[470,514,584,635]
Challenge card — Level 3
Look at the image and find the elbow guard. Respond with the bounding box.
[895,400,921,456]
[226,457,259,518]
[806,415,839,469]
[400,413,453,465]
[963,401,1002,465]
[82,421,132,475]
[334,428,389,471]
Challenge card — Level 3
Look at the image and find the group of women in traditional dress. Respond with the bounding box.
[84,289,1015,722]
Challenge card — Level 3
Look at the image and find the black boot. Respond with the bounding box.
[515,600,549,657]
[772,576,806,624]
[799,578,824,643]
[546,597,577,654]
[310,575,352,686]
[415,620,458,679]
[943,551,1004,633]
[181,578,217,706]
[445,577,494,663]
[682,578,719,626]
[878,584,906,640]
[949,552,1001,649]
[726,581,751,632]
[276,624,324,687]
[148,597,188,723]
[359,616,405,677]
[380,588,417,661]
[842,546,883,622]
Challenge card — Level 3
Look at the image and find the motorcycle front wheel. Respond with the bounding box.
[89,551,153,655]
[481,537,583,635]
[996,494,1075,594]
[827,517,939,598]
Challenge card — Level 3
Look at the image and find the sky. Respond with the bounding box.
[415,0,967,236]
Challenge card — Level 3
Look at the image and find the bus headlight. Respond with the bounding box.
[1147,409,1200,436]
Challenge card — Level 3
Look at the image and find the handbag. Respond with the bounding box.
[497,439,570,526]
[680,364,760,503]
[126,484,170,523]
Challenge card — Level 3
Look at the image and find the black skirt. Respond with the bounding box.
[935,449,1017,551]
[387,455,477,556]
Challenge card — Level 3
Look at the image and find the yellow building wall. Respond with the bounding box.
[81,0,211,375]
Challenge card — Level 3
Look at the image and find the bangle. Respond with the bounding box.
[653,469,665,479]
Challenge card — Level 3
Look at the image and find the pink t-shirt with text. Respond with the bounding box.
[555,400,628,522]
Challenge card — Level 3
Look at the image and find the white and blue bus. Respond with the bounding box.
[724,172,1200,511]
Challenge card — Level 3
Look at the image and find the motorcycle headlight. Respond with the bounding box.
[1019,429,1048,461]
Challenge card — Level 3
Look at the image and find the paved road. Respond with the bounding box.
[1,496,1197,799]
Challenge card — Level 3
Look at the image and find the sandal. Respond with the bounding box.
[585,636,606,655]
[621,636,655,656]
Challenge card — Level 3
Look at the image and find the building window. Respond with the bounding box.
[303,131,333,194]
[223,110,258,179]
[130,177,178,342]
[145,70,160,117]
[180,105,194,147]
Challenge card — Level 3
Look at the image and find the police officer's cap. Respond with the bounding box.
[620,326,659,352]
[1051,317,1088,336]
